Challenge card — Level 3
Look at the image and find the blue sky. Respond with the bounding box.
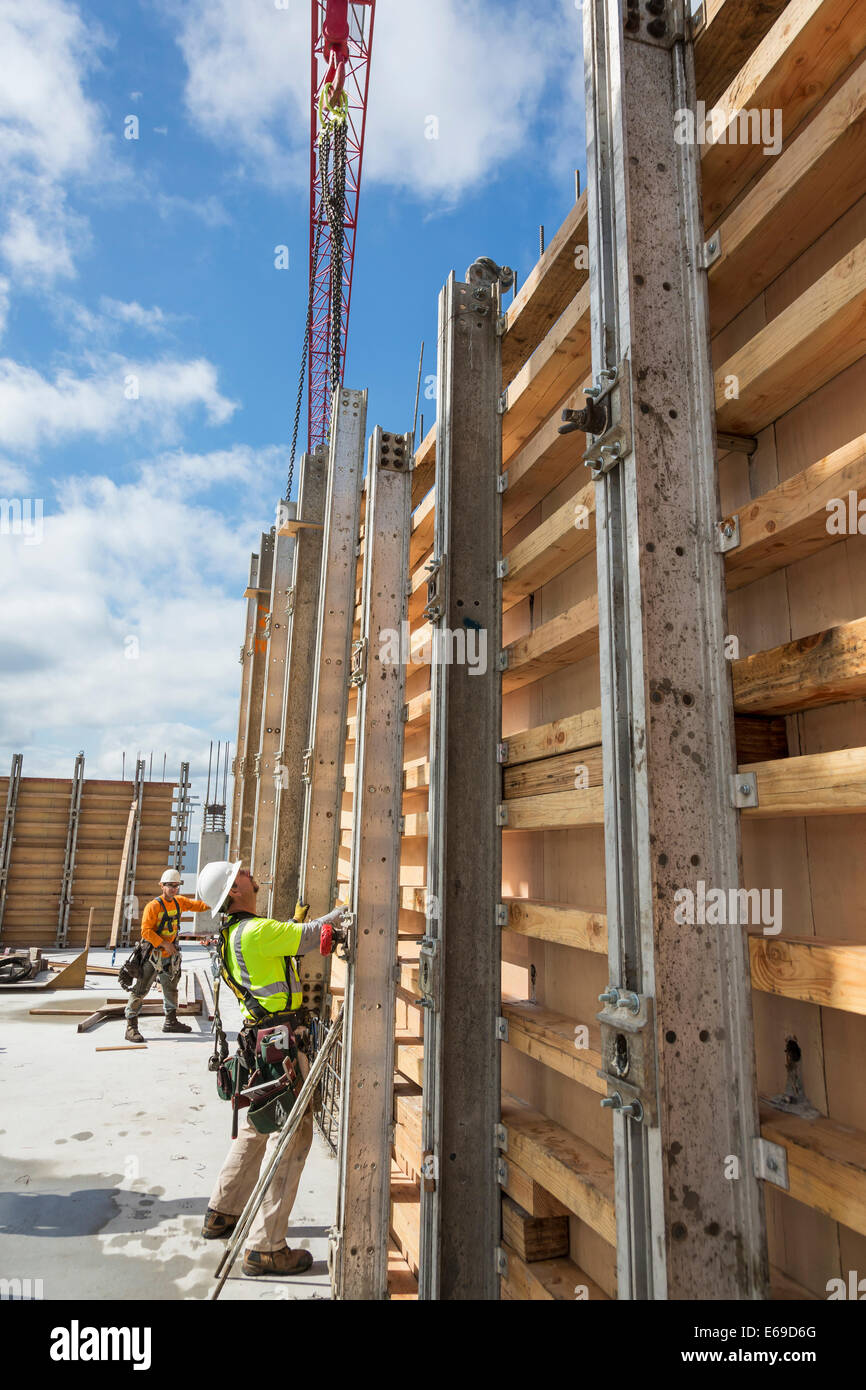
[0,0,586,833]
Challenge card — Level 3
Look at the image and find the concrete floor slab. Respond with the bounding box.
[0,946,338,1302]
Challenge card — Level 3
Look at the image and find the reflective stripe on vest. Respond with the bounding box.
[226,918,302,1017]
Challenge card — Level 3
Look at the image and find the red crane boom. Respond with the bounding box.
[308,1,376,453]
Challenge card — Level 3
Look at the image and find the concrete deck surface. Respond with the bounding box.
[0,945,338,1301]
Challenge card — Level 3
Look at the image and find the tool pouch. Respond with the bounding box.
[117,941,149,992]
[245,1024,306,1135]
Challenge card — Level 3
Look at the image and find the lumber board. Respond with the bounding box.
[502,195,588,384]
[390,1164,420,1274]
[702,0,866,227]
[708,51,866,333]
[500,1242,609,1301]
[503,998,606,1094]
[715,239,866,435]
[503,787,604,831]
[724,434,866,590]
[501,283,592,465]
[733,618,866,716]
[760,1105,866,1237]
[505,709,603,765]
[504,747,603,799]
[502,381,590,535]
[504,898,608,953]
[403,689,431,734]
[500,1156,570,1218]
[733,714,789,764]
[743,746,866,816]
[409,487,435,570]
[749,935,866,1015]
[502,1096,615,1245]
[387,1238,418,1300]
[501,479,596,611]
[411,423,436,509]
[501,1193,569,1262]
[76,1000,200,1033]
[502,600,599,694]
[694,0,792,109]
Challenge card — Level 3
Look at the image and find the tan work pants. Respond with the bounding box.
[209,1106,314,1252]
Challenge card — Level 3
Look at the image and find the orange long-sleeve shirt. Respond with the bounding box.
[141,895,209,955]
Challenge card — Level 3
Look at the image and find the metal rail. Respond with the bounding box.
[251,510,297,896]
[0,754,23,939]
[56,752,85,947]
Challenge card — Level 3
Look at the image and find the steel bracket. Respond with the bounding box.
[422,557,446,625]
[285,586,296,617]
[494,903,508,927]
[496,1156,508,1186]
[494,1122,508,1152]
[376,429,412,473]
[253,754,262,778]
[596,992,658,1126]
[496,558,509,579]
[582,357,633,479]
[702,230,722,270]
[497,390,508,415]
[496,649,509,672]
[349,637,368,688]
[496,741,509,764]
[495,1247,508,1277]
[301,747,314,785]
[418,936,441,1011]
[495,804,509,827]
[421,1151,439,1191]
[716,515,741,552]
[731,772,758,808]
[752,1137,789,1191]
[496,313,508,337]
[496,1016,509,1042]
[497,471,509,493]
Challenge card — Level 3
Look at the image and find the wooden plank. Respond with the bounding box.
[760,1105,866,1237]
[749,935,866,1015]
[724,434,866,590]
[501,283,592,465]
[502,601,599,695]
[702,0,866,227]
[733,618,866,715]
[504,898,608,953]
[504,747,602,799]
[409,487,436,570]
[505,709,603,765]
[108,800,137,948]
[504,787,604,831]
[744,747,866,816]
[503,998,606,1095]
[502,1096,616,1245]
[502,381,591,535]
[500,1242,609,1301]
[500,1157,570,1218]
[715,238,866,435]
[694,0,793,109]
[501,479,596,611]
[501,1194,569,1262]
[708,51,866,333]
[411,423,436,509]
[733,714,789,764]
[502,195,588,384]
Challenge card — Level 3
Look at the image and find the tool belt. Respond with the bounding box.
[117,940,150,991]
[217,1015,311,1137]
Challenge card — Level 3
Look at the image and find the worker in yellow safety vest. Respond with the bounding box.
[125,868,210,1043]
[195,858,345,1277]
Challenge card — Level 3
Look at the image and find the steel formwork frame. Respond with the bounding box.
[56,752,85,947]
[584,0,767,1298]
[297,387,367,1013]
[119,759,146,948]
[309,2,375,452]
[230,553,261,856]
[418,267,504,1300]
[269,451,328,919]
[332,425,413,1300]
[251,511,297,896]
[235,536,275,867]
[0,753,23,939]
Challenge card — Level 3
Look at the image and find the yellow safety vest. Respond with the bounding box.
[219,913,304,1022]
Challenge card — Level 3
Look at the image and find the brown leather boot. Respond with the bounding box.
[201,1208,238,1240]
[242,1246,314,1277]
[125,1021,144,1043]
[163,1012,192,1033]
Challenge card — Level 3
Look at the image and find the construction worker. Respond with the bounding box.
[195,858,345,1277]
[124,868,210,1043]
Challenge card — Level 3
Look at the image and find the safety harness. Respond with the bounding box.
[215,912,302,1027]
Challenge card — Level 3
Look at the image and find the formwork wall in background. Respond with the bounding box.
[0,774,176,948]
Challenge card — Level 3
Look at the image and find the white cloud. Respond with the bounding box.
[99,298,171,333]
[0,275,10,341]
[0,455,31,492]
[172,0,561,199]
[0,353,238,452]
[0,0,110,285]
[0,445,280,764]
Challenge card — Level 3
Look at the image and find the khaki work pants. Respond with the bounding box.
[125,950,179,1019]
[209,1105,314,1252]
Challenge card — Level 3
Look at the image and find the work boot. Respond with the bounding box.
[242,1247,314,1277]
[163,1012,192,1033]
[201,1207,238,1240]
[125,1021,144,1043]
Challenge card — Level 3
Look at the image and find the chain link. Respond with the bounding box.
[286,113,347,503]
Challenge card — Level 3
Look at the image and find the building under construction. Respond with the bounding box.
[225,0,866,1302]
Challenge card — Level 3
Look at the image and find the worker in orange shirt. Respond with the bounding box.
[124,868,210,1042]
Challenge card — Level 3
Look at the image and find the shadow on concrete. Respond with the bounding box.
[0,1182,208,1237]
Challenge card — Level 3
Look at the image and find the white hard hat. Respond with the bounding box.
[160,868,182,885]
[196,859,242,919]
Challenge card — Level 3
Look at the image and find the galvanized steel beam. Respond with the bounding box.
[0,753,23,939]
[57,752,85,947]
[331,425,412,1300]
[251,508,296,895]
[419,267,503,1300]
[297,389,367,1014]
[584,0,768,1298]
[235,534,274,867]
[269,450,328,918]
[229,553,260,857]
